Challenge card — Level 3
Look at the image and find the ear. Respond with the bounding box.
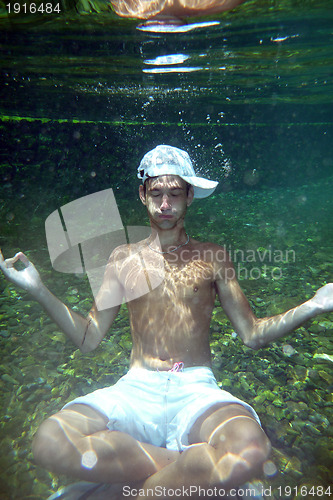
[139,185,146,205]
[186,185,194,207]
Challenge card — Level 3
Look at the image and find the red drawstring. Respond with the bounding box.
[169,362,184,372]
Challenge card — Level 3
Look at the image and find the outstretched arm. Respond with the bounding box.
[216,255,333,349]
[0,250,122,353]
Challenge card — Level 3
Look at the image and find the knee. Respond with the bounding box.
[212,417,271,470]
[32,417,72,470]
[177,429,270,489]
[241,424,271,466]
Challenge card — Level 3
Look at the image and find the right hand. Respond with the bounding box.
[0,250,42,294]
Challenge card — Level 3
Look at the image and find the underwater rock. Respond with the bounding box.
[220,378,232,390]
[260,390,276,402]
[119,339,132,351]
[291,354,311,366]
[309,413,330,428]
[253,392,267,405]
[317,370,333,385]
[281,344,297,357]
[313,441,333,464]
[313,352,333,363]
[273,449,303,478]
[306,368,321,382]
[290,419,322,437]
[65,295,79,304]
[325,393,333,403]
[271,407,286,422]
[313,389,327,405]
[309,323,328,334]
[272,397,285,408]
[303,422,321,436]
[1,373,19,385]
[318,320,333,330]
[239,378,252,394]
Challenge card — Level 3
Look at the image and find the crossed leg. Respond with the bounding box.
[140,403,271,498]
[33,402,270,498]
[32,403,179,484]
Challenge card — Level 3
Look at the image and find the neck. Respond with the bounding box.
[150,224,188,252]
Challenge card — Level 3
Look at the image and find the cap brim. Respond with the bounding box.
[181,175,218,198]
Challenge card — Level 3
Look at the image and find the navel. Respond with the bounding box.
[194,286,198,292]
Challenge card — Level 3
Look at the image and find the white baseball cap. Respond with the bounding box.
[137,145,218,199]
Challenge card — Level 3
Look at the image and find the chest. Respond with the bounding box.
[116,250,215,302]
[162,259,215,298]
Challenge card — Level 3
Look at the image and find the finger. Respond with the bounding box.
[4,253,26,269]
[3,257,17,268]
[15,252,30,266]
[0,251,30,268]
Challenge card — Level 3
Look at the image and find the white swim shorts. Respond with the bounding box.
[63,366,260,451]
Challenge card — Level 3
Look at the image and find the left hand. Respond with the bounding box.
[312,283,333,313]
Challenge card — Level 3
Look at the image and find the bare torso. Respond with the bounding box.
[112,238,223,371]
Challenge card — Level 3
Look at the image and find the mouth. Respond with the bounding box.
[158,214,174,219]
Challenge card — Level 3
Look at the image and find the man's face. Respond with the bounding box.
[139,175,194,229]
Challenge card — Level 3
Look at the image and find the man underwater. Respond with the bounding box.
[1,145,333,499]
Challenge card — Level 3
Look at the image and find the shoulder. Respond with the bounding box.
[107,239,152,277]
[190,239,231,264]
[109,239,148,261]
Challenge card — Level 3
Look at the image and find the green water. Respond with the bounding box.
[0,1,333,498]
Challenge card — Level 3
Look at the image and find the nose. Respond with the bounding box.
[160,194,171,211]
